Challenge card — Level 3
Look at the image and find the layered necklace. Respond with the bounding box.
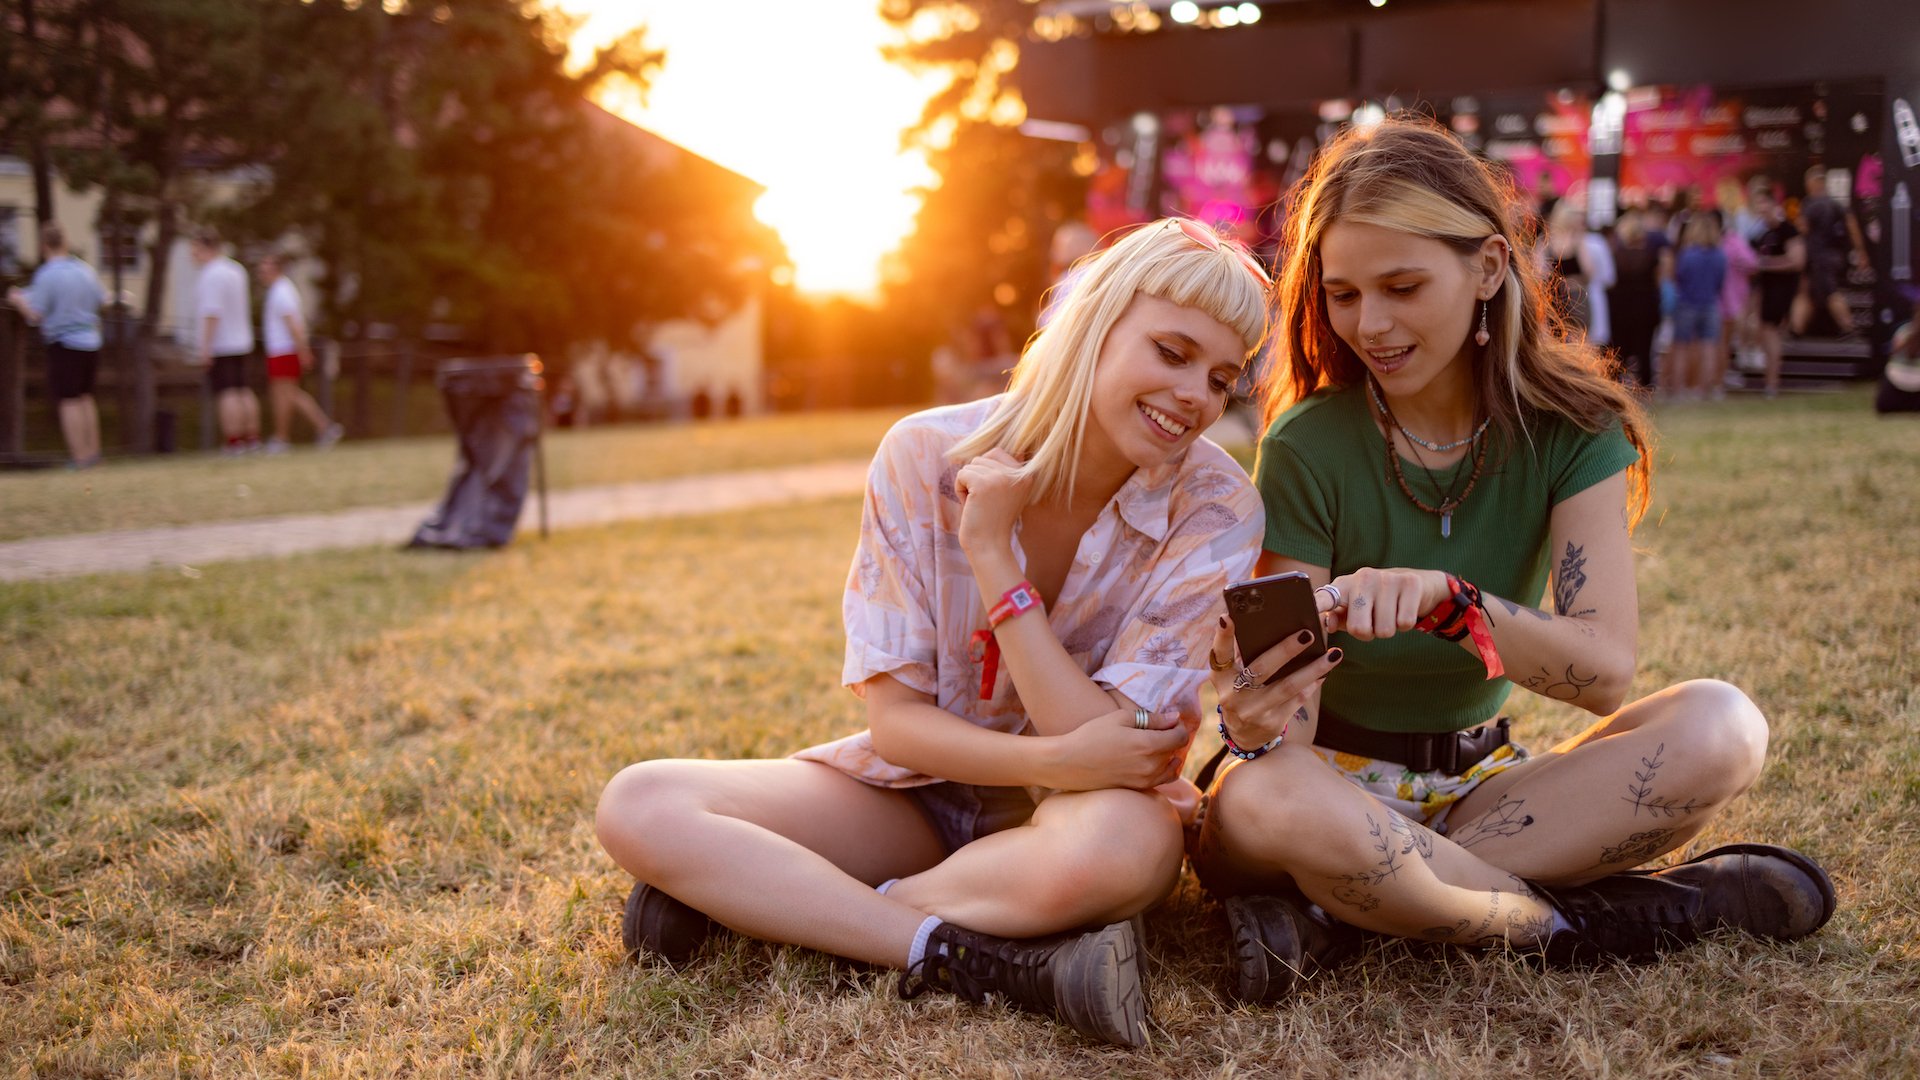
[1366,377,1488,540]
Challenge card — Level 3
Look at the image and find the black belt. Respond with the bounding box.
[1192,713,1511,791]
[1313,711,1512,775]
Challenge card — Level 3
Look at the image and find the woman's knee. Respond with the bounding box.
[594,759,700,874]
[1668,679,1770,792]
[1209,749,1340,856]
[1034,789,1183,908]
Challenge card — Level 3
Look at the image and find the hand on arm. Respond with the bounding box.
[1304,474,1638,715]
[953,449,1118,735]
[864,674,1189,791]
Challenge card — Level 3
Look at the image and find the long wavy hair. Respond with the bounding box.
[1260,116,1653,527]
[950,218,1271,505]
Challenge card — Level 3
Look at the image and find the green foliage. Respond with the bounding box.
[20,0,784,357]
[880,1,1086,352]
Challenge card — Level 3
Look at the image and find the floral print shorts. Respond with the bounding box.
[1311,739,1531,835]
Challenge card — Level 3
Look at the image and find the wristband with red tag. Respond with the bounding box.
[969,580,1043,699]
[1414,573,1503,681]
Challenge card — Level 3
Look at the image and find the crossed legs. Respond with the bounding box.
[596,758,1184,968]
[1195,679,1768,947]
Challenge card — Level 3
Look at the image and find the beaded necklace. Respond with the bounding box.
[1366,377,1491,451]
[1367,378,1488,539]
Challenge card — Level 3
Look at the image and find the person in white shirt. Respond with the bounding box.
[258,252,342,452]
[190,228,261,452]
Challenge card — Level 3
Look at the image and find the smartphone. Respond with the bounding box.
[1223,571,1328,686]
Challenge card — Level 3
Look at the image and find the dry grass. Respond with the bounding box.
[2,388,1917,1077]
[0,408,908,543]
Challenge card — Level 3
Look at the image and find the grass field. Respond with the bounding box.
[2,390,1917,1076]
[0,408,908,543]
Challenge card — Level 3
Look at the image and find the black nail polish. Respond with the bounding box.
[1327,648,1344,663]
[1297,629,1314,645]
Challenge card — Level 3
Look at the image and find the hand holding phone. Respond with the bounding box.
[1223,571,1329,685]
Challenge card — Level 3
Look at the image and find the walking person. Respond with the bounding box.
[190,228,261,454]
[595,219,1273,1047]
[1187,117,1832,1004]
[6,223,104,468]
[258,252,343,452]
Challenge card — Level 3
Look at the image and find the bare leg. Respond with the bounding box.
[1760,323,1784,396]
[292,384,332,433]
[270,380,295,443]
[886,787,1184,937]
[1441,679,1767,883]
[241,388,262,442]
[218,389,245,443]
[57,397,98,464]
[597,758,942,967]
[1198,680,1767,946]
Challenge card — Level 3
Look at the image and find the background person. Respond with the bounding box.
[6,222,104,468]
[594,219,1273,1048]
[1669,212,1729,398]
[1792,166,1868,338]
[190,228,261,454]
[1190,118,1832,1005]
[1607,209,1663,388]
[258,252,343,451]
[1750,188,1805,399]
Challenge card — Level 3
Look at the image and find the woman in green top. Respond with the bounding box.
[1189,117,1834,1004]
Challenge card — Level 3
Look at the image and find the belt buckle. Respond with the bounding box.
[1436,733,1464,776]
[1405,735,1436,773]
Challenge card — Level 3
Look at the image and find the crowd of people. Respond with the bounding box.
[4,223,341,467]
[1570,166,1868,401]
[595,116,1836,1048]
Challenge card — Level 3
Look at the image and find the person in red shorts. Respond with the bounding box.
[259,252,342,452]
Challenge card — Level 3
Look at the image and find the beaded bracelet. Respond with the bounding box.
[1217,703,1286,761]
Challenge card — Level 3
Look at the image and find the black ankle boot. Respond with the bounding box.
[1222,888,1362,1004]
[622,882,719,968]
[1533,843,1835,965]
[897,919,1148,1048]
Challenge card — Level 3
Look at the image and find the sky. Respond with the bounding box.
[559,2,948,298]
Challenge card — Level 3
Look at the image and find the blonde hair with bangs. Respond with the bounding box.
[1262,116,1655,528]
[950,219,1270,505]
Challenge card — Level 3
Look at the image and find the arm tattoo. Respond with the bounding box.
[1517,664,1597,700]
[1449,794,1535,850]
[1600,827,1679,867]
[1623,744,1703,817]
[1554,542,1589,615]
[1484,594,1554,630]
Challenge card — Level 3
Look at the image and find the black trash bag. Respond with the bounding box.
[410,355,543,549]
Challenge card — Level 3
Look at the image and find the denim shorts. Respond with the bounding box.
[904,782,1035,854]
[1671,303,1720,343]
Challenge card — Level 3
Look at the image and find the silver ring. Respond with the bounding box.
[1231,667,1259,692]
[1134,708,1152,730]
[1316,583,1342,607]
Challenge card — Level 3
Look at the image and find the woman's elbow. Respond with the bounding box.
[1582,651,1638,715]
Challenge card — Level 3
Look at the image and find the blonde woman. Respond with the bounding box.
[1189,117,1832,1004]
[597,219,1278,1046]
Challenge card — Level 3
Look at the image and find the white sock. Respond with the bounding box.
[876,878,899,896]
[906,915,943,968]
[1547,908,1575,936]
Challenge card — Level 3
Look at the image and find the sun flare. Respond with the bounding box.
[562,2,945,299]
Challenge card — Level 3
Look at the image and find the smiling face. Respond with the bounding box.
[1319,220,1503,401]
[1082,292,1245,476]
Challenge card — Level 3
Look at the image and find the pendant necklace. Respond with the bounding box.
[1368,377,1488,539]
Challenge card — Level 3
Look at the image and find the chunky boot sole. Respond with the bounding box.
[622,882,717,968]
[1224,894,1308,1005]
[1049,920,1148,1049]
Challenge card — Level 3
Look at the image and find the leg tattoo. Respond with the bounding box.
[1450,795,1536,850]
[1622,743,1704,817]
[1600,827,1678,867]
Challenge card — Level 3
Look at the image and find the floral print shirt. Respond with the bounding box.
[793,397,1264,788]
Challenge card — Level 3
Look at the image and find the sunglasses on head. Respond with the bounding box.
[1168,218,1271,285]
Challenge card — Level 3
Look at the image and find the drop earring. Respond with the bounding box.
[1474,299,1490,346]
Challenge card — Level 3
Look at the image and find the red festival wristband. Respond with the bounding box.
[970,580,1044,699]
[1415,573,1503,681]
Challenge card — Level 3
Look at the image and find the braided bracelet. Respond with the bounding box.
[1217,704,1286,761]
